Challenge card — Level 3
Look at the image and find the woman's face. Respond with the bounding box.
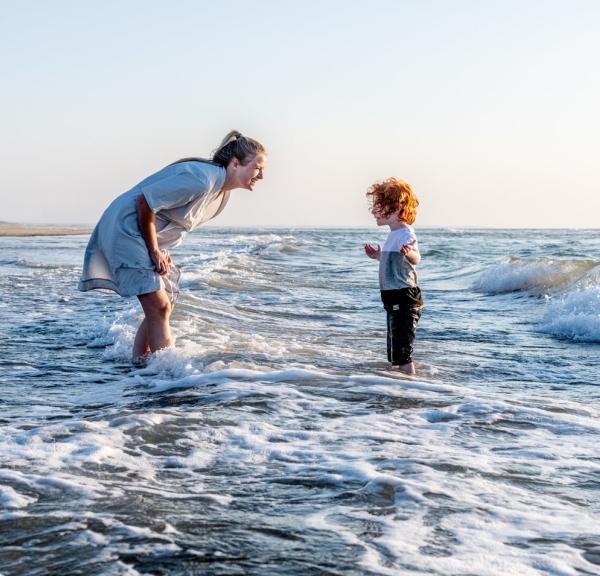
[234,153,267,190]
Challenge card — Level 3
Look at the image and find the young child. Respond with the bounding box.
[364,178,424,375]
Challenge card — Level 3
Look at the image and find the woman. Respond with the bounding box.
[79,131,267,363]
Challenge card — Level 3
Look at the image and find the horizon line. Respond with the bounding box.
[3,221,599,232]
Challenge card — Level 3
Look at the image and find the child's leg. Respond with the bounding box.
[386,311,393,363]
[387,307,416,372]
[386,288,423,373]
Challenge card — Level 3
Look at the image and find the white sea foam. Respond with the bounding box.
[299,392,600,575]
[3,363,599,573]
[193,232,306,250]
[0,484,37,508]
[15,258,66,270]
[539,285,600,342]
[4,229,600,574]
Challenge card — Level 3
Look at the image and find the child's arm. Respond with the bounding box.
[401,240,421,265]
[364,243,381,260]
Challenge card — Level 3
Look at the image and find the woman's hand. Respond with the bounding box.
[150,249,171,276]
[364,243,381,260]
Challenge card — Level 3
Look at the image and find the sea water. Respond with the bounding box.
[0,228,599,576]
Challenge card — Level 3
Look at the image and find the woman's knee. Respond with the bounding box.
[139,292,172,320]
[152,299,171,320]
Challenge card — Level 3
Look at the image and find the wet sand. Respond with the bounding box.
[0,222,91,237]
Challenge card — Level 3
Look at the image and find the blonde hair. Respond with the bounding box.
[366,177,419,225]
[211,130,266,167]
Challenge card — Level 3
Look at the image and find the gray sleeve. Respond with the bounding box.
[141,168,209,213]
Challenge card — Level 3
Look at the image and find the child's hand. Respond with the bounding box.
[400,240,416,256]
[364,243,381,260]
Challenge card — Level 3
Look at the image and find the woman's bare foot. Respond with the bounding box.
[132,353,150,367]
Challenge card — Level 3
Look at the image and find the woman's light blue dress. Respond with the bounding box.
[79,161,228,301]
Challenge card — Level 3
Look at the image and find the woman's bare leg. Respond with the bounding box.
[132,318,150,361]
[133,290,173,360]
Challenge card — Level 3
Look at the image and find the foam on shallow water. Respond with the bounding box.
[2,229,600,575]
[539,286,600,342]
[2,367,598,574]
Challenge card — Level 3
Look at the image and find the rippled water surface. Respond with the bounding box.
[1,228,599,575]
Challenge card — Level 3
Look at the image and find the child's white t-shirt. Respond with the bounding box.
[379,224,419,290]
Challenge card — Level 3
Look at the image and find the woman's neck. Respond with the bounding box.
[221,167,239,193]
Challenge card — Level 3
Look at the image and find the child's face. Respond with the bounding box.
[371,204,401,227]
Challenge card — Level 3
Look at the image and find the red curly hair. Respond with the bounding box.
[366,177,419,225]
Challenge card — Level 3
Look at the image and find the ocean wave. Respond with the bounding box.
[175,232,305,293]
[232,234,305,258]
[14,258,69,270]
[201,274,285,292]
[421,248,447,257]
[474,257,598,295]
[182,250,286,293]
[0,483,37,509]
[193,232,308,252]
[539,286,600,342]
[253,242,300,255]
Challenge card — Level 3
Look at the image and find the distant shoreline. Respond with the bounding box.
[0,222,92,237]
[1,222,598,237]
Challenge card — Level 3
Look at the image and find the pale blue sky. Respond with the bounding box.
[1,0,599,227]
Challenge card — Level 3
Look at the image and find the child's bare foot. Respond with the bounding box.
[393,362,416,375]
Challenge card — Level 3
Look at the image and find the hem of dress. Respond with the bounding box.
[78,278,160,298]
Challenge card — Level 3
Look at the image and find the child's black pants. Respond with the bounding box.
[381,287,423,365]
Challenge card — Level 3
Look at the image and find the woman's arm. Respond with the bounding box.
[136,194,170,276]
